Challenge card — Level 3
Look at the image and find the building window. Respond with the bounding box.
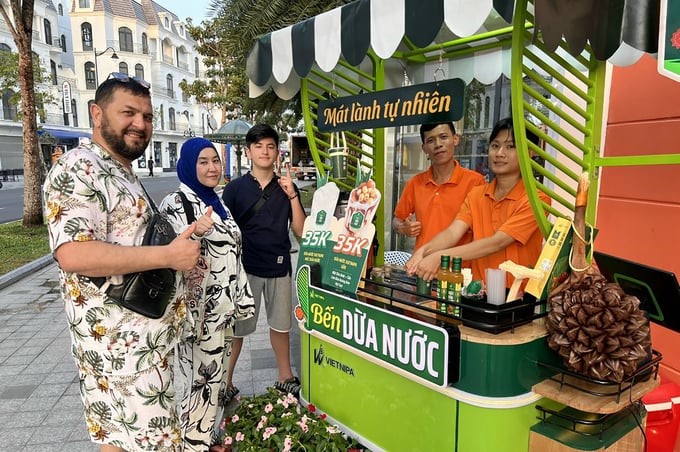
[88,99,94,127]
[60,34,67,52]
[166,74,173,98]
[159,104,164,130]
[194,57,199,77]
[58,4,63,15]
[44,19,52,45]
[2,90,17,121]
[50,60,57,85]
[119,62,128,75]
[135,64,144,80]
[81,23,92,51]
[118,27,133,52]
[164,17,169,28]
[168,107,176,130]
[484,96,491,128]
[0,43,10,52]
[71,100,78,128]
[63,109,69,126]
[142,33,148,54]
[85,62,96,89]
[79,0,90,6]
[181,79,188,102]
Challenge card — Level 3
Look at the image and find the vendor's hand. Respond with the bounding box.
[193,206,214,237]
[400,213,421,237]
[278,164,297,199]
[168,224,201,271]
[405,247,425,275]
[416,253,441,281]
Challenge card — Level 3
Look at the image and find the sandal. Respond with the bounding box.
[220,384,240,405]
[274,377,301,396]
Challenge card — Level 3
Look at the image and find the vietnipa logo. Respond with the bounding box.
[313,344,355,377]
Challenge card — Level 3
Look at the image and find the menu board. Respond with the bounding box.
[297,173,380,295]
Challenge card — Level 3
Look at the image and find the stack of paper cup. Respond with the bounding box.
[486,268,507,305]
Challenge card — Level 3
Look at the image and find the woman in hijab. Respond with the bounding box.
[160,137,255,450]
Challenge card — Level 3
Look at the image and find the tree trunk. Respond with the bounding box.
[2,0,42,227]
[18,46,42,227]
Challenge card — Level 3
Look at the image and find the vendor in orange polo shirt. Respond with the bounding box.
[393,121,485,251]
[406,118,549,287]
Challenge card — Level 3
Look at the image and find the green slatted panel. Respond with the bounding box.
[300,56,386,262]
[510,0,607,237]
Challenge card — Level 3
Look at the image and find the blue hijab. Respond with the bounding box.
[177,137,229,220]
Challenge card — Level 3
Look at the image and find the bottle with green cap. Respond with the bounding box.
[447,257,464,316]
[436,255,451,313]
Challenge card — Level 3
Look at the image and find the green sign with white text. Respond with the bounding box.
[296,265,451,386]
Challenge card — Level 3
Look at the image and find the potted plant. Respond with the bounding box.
[210,388,367,451]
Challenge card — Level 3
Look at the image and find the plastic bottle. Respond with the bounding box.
[436,255,451,313]
[447,257,464,316]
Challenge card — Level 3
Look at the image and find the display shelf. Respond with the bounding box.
[533,350,662,414]
[358,274,547,334]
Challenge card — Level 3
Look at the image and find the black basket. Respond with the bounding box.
[459,292,542,334]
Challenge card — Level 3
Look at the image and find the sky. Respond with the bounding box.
[154,0,213,24]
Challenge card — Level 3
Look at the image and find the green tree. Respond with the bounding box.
[183,0,350,129]
[0,49,56,120]
[0,0,43,227]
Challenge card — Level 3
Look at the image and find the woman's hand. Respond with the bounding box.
[193,206,214,237]
[416,253,441,281]
[405,247,425,274]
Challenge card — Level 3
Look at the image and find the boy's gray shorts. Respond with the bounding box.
[234,274,292,336]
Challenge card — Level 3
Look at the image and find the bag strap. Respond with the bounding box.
[238,179,278,225]
[176,191,196,224]
[139,180,160,214]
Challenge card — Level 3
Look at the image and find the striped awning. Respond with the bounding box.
[246,0,660,98]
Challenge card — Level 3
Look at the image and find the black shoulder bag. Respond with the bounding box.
[91,183,177,319]
[237,181,278,225]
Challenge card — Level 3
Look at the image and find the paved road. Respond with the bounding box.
[0,174,181,224]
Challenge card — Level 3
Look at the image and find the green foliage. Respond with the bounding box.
[0,221,49,275]
[186,0,351,129]
[0,49,57,118]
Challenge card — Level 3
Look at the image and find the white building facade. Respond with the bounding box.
[0,0,215,174]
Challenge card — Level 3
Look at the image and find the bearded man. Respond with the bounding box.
[42,73,201,452]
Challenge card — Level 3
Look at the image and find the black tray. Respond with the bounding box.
[459,292,541,334]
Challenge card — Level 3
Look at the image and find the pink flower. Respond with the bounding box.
[320,413,327,420]
[262,426,277,440]
[672,29,680,50]
[264,403,274,413]
[235,432,245,442]
[308,403,316,413]
[256,415,268,431]
[283,435,293,452]
[296,420,309,433]
[231,414,239,423]
[224,436,233,445]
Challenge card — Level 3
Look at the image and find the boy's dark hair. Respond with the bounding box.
[419,121,456,143]
[489,117,540,146]
[94,77,150,107]
[246,123,280,148]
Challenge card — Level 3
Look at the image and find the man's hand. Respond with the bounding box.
[416,253,441,281]
[168,223,201,271]
[405,247,425,274]
[399,213,421,237]
[193,206,214,237]
[277,164,297,199]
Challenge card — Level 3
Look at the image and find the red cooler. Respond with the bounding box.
[642,382,680,452]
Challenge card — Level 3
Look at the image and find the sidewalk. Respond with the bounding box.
[0,252,300,450]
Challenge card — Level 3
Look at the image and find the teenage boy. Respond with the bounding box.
[222,124,306,398]
[406,117,550,285]
[393,121,485,251]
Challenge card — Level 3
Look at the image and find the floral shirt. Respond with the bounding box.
[159,185,254,342]
[43,142,186,376]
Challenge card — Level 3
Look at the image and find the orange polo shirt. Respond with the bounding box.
[456,179,550,287]
[394,161,485,250]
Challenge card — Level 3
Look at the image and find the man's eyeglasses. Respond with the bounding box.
[106,72,151,90]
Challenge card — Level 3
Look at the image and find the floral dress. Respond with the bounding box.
[159,185,255,451]
[43,143,187,451]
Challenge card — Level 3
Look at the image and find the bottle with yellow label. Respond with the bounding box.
[447,257,464,315]
[436,255,451,313]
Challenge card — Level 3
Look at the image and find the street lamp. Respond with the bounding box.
[94,47,119,86]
